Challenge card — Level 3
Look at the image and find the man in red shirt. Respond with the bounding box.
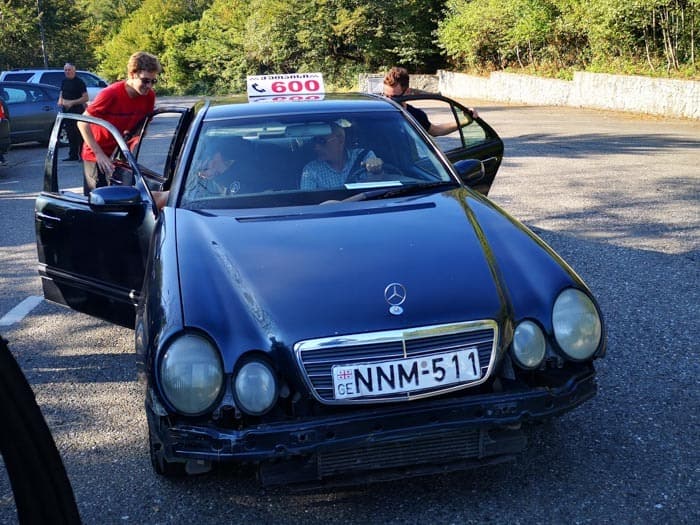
[78,51,161,195]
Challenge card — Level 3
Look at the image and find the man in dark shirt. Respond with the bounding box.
[58,63,88,161]
[383,66,479,136]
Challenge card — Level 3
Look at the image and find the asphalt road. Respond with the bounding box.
[0,99,698,524]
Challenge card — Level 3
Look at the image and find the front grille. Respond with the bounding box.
[318,429,480,477]
[295,320,498,404]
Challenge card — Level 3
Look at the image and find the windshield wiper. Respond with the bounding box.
[343,181,458,202]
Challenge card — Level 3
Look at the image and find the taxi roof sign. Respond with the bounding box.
[246,73,325,99]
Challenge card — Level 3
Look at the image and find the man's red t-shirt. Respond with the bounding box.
[81,80,155,162]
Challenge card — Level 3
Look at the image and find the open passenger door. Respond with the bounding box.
[34,106,192,328]
[395,94,504,195]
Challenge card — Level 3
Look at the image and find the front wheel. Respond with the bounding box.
[148,425,186,477]
[45,125,69,148]
[58,126,69,147]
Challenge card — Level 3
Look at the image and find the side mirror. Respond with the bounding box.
[453,159,485,186]
[89,185,142,211]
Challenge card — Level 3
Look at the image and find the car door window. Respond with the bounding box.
[102,108,192,193]
[27,86,51,102]
[133,112,182,174]
[1,86,29,104]
[403,97,487,152]
[77,73,104,88]
[397,94,503,196]
[3,73,32,81]
[52,143,87,197]
[38,72,65,88]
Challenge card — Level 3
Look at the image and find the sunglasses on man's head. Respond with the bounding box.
[139,77,158,85]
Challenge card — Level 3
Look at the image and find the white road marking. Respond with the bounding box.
[0,296,44,326]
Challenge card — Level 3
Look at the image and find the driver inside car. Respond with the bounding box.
[300,122,383,189]
[182,144,237,201]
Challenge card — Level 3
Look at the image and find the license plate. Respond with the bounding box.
[332,347,480,400]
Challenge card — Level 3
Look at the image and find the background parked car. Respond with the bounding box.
[0,97,9,161]
[0,81,66,146]
[0,69,108,102]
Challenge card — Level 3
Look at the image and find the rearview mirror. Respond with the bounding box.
[286,123,332,137]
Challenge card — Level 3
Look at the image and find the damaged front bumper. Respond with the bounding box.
[148,366,597,485]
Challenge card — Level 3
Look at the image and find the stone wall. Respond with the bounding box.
[437,70,700,120]
[358,71,699,119]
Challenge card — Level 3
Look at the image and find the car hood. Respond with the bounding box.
[174,189,578,367]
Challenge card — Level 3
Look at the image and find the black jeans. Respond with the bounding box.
[64,105,85,159]
[82,161,108,196]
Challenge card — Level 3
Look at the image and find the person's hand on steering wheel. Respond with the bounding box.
[363,157,384,174]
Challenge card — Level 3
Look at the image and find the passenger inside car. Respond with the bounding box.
[177,110,453,209]
[183,140,238,200]
[300,122,383,189]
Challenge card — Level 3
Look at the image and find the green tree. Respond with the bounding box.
[0,0,40,69]
[1,0,91,69]
[78,0,142,61]
[97,0,210,88]
[437,0,698,76]
[162,0,447,94]
[583,0,698,73]
[164,0,253,94]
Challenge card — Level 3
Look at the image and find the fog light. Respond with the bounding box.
[512,320,546,369]
[233,360,277,415]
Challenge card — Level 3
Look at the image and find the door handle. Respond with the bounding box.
[36,212,61,223]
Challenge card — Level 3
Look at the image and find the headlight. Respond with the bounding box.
[160,334,224,415]
[512,320,546,369]
[233,359,277,416]
[552,288,602,360]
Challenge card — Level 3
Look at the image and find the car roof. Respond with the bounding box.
[2,68,96,73]
[198,93,400,121]
[0,80,59,91]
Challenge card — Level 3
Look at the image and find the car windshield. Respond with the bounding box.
[178,110,456,209]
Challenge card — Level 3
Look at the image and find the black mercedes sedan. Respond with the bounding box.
[35,89,605,486]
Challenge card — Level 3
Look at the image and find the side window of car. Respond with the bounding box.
[77,73,101,88]
[404,98,487,152]
[51,118,137,197]
[3,73,32,81]
[52,131,89,198]
[27,86,50,102]
[455,107,487,147]
[132,112,182,175]
[38,72,65,88]
[3,84,41,105]
[2,87,27,104]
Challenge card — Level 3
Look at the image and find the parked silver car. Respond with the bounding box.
[0,81,66,146]
[0,97,9,160]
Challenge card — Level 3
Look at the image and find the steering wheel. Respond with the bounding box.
[346,162,403,184]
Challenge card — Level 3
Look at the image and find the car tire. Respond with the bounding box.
[40,126,69,148]
[0,334,81,524]
[58,126,69,147]
[148,426,186,477]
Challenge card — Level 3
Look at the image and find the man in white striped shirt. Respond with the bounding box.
[301,122,384,189]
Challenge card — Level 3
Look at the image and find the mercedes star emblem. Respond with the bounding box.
[384,283,407,315]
